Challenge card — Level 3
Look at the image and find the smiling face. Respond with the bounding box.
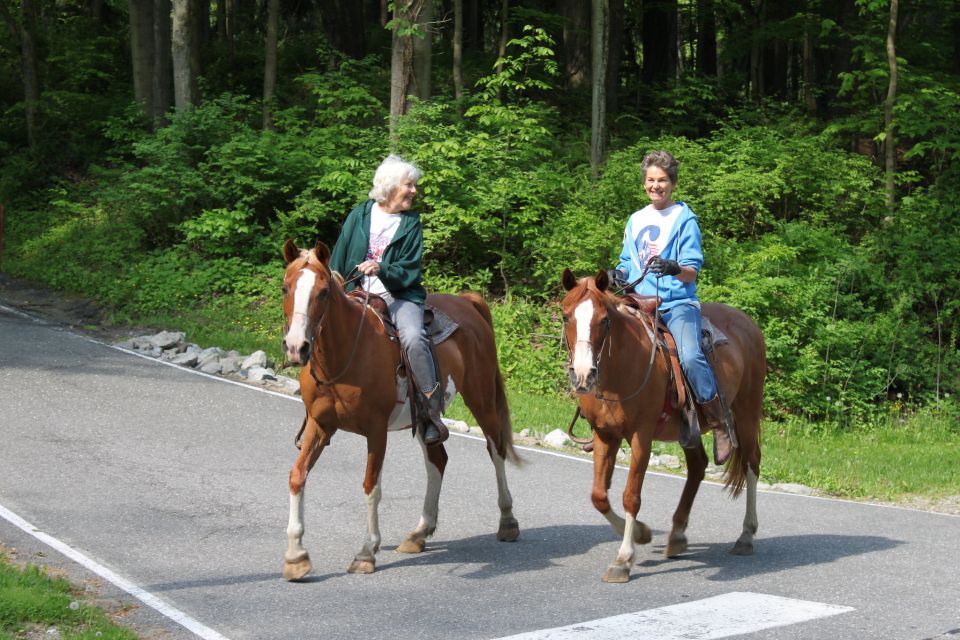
[382,177,418,213]
[643,165,675,210]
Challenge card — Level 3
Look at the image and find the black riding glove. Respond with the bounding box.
[608,268,628,288]
[648,256,682,277]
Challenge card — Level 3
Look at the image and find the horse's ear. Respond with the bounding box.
[595,269,609,292]
[562,268,577,291]
[313,241,331,265]
[283,239,299,264]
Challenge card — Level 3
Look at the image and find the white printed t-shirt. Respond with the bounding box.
[628,202,683,266]
[362,203,402,295]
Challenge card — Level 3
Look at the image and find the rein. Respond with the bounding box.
[308,268,371,387]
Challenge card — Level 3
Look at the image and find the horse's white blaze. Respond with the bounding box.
[572,299,596,383]
[284,268,316,353]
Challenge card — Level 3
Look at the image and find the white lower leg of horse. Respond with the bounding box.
[357,483,382,560]
[285,488,307,562]
[489,443,515,521]
[410,445,442,538]
[603,509,627,537]
[615,512,637,565]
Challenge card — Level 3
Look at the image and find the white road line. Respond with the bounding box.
[492,591,854,640]
[0,504,230,640]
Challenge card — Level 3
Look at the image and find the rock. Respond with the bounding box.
[147,331,185,350]
[241,350,268,371]
[168,351,199,367]
[543,428,571,448]
[246,366,277,382]
[771,482,816,496]
[442,418,470,433]
[659,454,682,469]
[199,359,223,374]
[219,357,242,375]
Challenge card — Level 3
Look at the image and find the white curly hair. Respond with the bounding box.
[368,154,423,203]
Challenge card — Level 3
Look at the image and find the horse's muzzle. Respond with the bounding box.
[282,337,311,366]
[568,366,597,394]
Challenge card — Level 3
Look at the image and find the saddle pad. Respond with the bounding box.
[424,306,459,345]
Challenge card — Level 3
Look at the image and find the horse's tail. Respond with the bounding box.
[458,291,521,466]
[723,447,748,497]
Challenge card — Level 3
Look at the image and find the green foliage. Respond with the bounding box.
[490,298,566,395]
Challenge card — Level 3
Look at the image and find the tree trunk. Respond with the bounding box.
[389,0,420,135]
[696,0,717,76]
[129,0,155,118]
[263,0,279,129]
[189,0,202,95]
[152,0,173,123]
[19,0,40,149]
[802,10,817,113]
[884,0,898,214]
[172,0,197,109]
[591,0,609,178]
[453,0,463,99]
[320,0,367,59]
[496,0,509,95]
[413,0,432,100]
[606,0,623,116]
[559,0,591,90]
[642,0,676,84]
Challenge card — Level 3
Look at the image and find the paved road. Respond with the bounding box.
[1,302,958,640]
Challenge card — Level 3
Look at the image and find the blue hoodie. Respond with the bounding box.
[616,201,704,310]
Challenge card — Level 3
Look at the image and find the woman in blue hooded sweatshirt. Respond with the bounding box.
[611,150,734,464]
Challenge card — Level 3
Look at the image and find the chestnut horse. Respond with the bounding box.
[281,239,520,580]
[561,268,765,583]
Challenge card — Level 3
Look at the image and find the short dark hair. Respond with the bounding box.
[641,150,679,184]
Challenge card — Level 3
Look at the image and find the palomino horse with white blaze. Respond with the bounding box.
[561,268,765,583]
[281,239,520,579]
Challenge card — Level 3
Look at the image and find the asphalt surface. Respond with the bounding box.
[1,301,959,640]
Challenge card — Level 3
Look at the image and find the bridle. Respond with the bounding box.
[562,273,662,404]
[286,263,370,386]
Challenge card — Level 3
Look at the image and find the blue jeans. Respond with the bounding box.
[381,292,437,394]
[660,301,718,404]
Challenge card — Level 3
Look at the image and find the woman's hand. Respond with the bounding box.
[357,260,380,276]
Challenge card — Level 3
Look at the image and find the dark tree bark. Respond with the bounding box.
[696,0,717,76]
[802,8,817,113]
[464,0,481,52]
[591,0,609,177]
[129,0,155,118]
[413,0,432,99]
[319,0,367,59]
[263,0,279,129]
[606,0,623,115]
[885,0,899,214]
[453,0,464,98]
[20,0,40,148]
[172,0,198,109]
[152,0,173,123]
[389,0,422,134]
[642,0,677,84]
[559,0,591,90]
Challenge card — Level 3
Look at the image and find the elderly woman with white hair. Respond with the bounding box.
[328,155,448,445]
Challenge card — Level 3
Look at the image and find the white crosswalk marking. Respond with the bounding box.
[493,591,854,640]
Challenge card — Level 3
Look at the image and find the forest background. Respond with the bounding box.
[1,0,958,498]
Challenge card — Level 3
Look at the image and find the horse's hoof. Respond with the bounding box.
[665,534,688,558]
[635,522,652,545]
[497,518,520,542]
[397,537,426,554]
[346,558,376,574]
[283,555,312,581]
[602,564,631,583]
[730,539,754,556]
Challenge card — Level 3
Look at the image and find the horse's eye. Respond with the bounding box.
[562,315,569,324]
[316,288,329,301]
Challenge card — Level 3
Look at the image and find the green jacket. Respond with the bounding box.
[328,199,427,304]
